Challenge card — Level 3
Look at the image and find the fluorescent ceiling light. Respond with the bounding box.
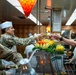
[63,10,66,17]
[66,9,76,25]
[7,0,42,25]
[7,0,20,6]
[28,14,42,25]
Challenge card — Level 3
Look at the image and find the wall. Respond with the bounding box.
[62,26,76,32]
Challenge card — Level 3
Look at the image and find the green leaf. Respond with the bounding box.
[55,51,64,54]
[32,47,37,51]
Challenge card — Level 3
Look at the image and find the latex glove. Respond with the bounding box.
[18,58,30,73]
[5,71,12,75]
[34,33,41,38]
[19,58,29,65]
[69,47,76,63]
[34,33,42,40]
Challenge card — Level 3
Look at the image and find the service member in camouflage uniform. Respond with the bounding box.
[0,43,23,75]
[0,21,42,51]
[0,43,23,66]
[0,59,12,75]
[0,21,42,75]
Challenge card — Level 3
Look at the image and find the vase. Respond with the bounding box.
[29,50,56,75]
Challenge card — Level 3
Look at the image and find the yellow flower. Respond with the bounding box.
[48,40,54,46]
[56,45,65,52]
[44,39,50,43]
[35,43,39,48]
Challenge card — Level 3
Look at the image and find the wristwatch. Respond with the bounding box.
[59,37,63,41]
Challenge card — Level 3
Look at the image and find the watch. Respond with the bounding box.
[59,37,63,41]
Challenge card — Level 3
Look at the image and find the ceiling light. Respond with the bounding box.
[63,10,66,17]
[66,9,76,25]
[46,0,52,9]
[18,0,37,17]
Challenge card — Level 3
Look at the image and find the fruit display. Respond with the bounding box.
[33,39,65,54]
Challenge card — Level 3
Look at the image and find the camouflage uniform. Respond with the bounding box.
[0,60,6,75]
[0,43,23,66]
[0,43,23,75]
[0,33,36,65]
[0,34,36,74]
[1,34,35,49]
[0,34,36,65]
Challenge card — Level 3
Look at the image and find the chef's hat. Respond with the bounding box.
[1,21,12,29]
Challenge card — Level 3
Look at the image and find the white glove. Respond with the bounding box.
[34,33,41,39]
[5,71,12,75]
[19,58,29,65]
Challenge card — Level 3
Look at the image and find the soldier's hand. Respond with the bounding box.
[34,33,44,40]
[34,33,41,39]
[34,33,41,38]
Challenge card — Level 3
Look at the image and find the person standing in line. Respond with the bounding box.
[50,33,76,47]
[49,33,76,62]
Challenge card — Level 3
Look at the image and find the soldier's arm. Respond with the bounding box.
[1,34,42,46]
[0,60,6,70]
[2,36,36,46]
[0,44,23,66]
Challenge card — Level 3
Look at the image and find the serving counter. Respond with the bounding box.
[9,50,76,75]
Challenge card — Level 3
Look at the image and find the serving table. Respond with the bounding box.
[12,50,70,75]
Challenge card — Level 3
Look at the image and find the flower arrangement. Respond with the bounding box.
[32,39,65,54]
